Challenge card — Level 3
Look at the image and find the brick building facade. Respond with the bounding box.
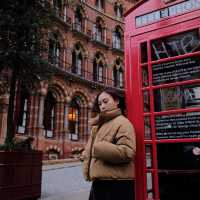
[0,0,136,159]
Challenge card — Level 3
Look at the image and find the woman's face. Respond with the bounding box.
[98,92,119,112]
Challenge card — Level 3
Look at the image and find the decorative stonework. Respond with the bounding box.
[0,94,9,104]
[0,78,9,96]
[0,103,8,113]
[39,81,49,96]
[66,96,71,103]
[88,102,93,109]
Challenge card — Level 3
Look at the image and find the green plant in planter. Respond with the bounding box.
[0,0,54,150]
[0,136,34,152]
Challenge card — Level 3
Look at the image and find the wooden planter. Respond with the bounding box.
[0,151,43,200]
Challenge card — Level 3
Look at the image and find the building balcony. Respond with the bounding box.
[72,23,91,40]
[112,42,124,53]
[48,57,124,90]
[51,11,72,28]
[91,33,110,49]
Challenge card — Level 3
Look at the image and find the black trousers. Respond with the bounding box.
[89,180,135,200]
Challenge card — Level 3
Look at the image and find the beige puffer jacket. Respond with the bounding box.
[82,108,136,181]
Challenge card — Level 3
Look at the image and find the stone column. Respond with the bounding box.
[26,94,45,150]
[0,95,9,142]
[64,96,71,141]
[38,95,45,129]
[55,101,65,141]
[63,103,69,135]
[62,102,70,157]
[0,71,10,142]
[35,94,46,141]
[36,82,48,143]
[27,94,38,136]
[80,105,88,142]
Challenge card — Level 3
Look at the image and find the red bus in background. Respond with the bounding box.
[124,0,200,200]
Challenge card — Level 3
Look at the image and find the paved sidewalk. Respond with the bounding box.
[42,161,82,171]
[43,157,80,165]
[40,160,91,200]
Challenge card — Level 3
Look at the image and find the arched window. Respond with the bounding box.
[93,18,104,42]
[114,3,123,18]
[96,0,104,10]
[113,27,123,49]
[53,0,62,18]
[93,53,105,82]
[17,88,29,134]
[113,59,124,88]
[98,61,103,82]
[119,67,124,88]
[72,44,83,76]
[74,7,84,32]
[49,33,60,67]
[43,92,56,138]
[77,54,83,75]
[68,98,80,141]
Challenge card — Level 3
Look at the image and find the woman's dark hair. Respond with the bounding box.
[92,87,126,114]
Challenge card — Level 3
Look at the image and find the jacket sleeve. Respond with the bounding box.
[82,126,98,181]
[93,121,136,164]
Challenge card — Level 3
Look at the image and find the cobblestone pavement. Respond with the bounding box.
[39,162,91,200]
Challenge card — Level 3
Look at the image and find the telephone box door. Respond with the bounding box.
[125,1,200,200]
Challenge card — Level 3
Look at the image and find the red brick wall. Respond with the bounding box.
[0,0,136,159]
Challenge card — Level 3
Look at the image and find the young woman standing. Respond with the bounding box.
[82,88,136,200]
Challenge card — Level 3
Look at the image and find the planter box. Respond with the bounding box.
[0,151,43,200]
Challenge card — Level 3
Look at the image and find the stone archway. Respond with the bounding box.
[45,82,68,139]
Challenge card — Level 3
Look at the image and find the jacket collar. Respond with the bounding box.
[90,108,121,126]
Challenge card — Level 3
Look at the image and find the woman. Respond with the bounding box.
[82,88,136,200]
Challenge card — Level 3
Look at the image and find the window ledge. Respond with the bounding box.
[111,47,124,53]
[91,38,109,49]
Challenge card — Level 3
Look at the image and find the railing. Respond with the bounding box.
[92,33,109,48]
[50,12,124,52]
[112,41,124,52]
[72,22,84,33]
[51,9,72,27]
[113,81,124,89]
[72,23,91,39]
[48,56,124,89]
[53,7,62,19]
[48,55,62,68]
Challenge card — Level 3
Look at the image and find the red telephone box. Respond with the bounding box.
[125,1,200,200]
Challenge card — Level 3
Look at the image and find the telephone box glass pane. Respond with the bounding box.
[151,29,200,61]
[146,145,153,168]
[143,91,150,112]
[152,56,200,85]
[141,42,148,63]
[154,84,200,112]
[157,143,200,170]
[146,172,154,199]
[155,111,200,140]
[142,66,149,87]
[157,143,200,200]
[144,116,152,139]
